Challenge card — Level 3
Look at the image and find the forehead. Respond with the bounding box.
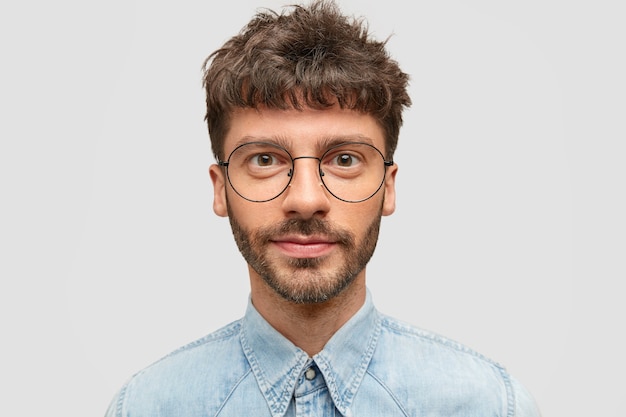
[224,105,385,154]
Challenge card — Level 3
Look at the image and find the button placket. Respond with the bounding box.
[293,363,335,417]
[295,362,325,396]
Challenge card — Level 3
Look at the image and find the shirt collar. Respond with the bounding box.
[240,290,382,417]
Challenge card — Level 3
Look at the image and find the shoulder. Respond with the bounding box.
[363,313,541,416]
[376,313,501,366]
[372,313,507,384]
[106,319,253,417]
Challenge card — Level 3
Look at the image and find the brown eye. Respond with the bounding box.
[335,153,354,167]
[255,154,275,166]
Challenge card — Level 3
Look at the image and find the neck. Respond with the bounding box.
[249,274,367,357]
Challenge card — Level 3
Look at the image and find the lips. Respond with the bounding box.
[271,235,336,258]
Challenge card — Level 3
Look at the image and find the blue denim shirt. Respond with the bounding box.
[106,292,541,416]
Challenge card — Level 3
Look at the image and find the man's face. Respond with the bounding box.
[209,105,397,304]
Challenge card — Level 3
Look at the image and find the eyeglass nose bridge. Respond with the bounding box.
[287,155,325,179]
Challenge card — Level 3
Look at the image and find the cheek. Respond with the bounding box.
[340,201,384,235]
[226,195,280,228]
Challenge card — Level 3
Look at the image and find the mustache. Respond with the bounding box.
[257,218,354,246]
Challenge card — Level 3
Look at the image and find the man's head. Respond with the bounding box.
[202,0,411,162]
[204,0,411,304]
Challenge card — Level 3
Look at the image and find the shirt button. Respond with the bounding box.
[305,367,316,380]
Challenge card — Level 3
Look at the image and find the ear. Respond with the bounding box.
[209,164,228,217]
[382,163,398,216]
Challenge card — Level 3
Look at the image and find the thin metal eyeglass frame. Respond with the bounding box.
[218,141,394,203]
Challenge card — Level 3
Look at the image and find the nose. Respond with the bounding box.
[281,157,331,218]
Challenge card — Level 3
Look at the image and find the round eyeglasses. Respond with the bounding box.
[218,141,393,203]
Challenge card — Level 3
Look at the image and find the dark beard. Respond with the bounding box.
[227,206,382,304]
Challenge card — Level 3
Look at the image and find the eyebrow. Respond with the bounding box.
[231,134,377,154]
[317,135,376,150]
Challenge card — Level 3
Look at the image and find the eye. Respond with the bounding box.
[335,153,355,167]
[327,150,362,168]
[254,153,276,167]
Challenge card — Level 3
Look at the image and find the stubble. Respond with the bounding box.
[227,205,382,304]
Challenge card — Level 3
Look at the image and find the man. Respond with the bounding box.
[106,1,541,416]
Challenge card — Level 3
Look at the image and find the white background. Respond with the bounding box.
[1,1,624,416]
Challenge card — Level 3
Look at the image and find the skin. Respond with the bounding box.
[209,104,397,356]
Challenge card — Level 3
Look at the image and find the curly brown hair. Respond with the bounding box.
[202,0,411,161]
